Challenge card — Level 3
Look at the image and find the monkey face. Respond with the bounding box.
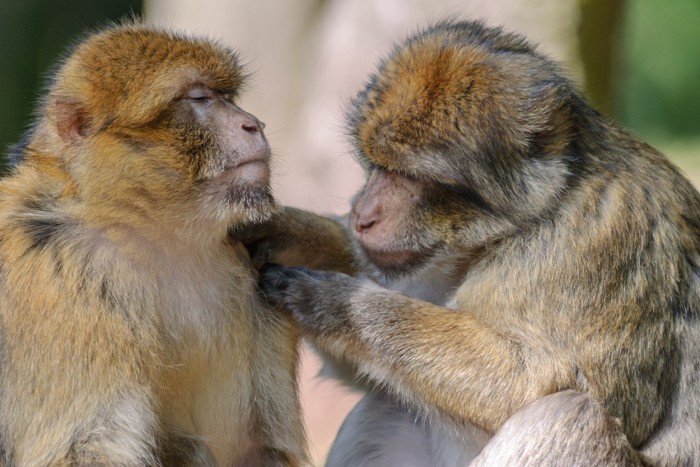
[350,168,467,274]
[343,22,577,275]
[173,85,270,181]
[44,25,275,230]
[165,84,274,223]
[351,169,421,268]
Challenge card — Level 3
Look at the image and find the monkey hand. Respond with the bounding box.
[259,263,421,381]
[258,263,359,338]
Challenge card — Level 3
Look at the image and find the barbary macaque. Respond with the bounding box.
[242,20,700,466]
[0,23,306,466]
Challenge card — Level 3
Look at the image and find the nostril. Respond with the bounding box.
[241,122,260,134]
[355,218,377,233]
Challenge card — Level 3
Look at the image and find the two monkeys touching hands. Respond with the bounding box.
[0,18,697,467]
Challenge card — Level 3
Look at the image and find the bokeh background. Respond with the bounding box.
[1,0,698,464]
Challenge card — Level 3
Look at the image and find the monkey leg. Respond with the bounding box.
[326,391,486,467]
[326,392,434,467]
[470,390,646,467]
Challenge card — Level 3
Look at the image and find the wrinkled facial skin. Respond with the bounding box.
[165,84,272,208]
[172,85,270,185]
[350,169,464,274]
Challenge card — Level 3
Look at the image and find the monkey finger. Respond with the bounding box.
[260,264,319,282]
[259,263,291,293]
[243,240,273,270]
[259,264,305,307]
[258,264,323,315]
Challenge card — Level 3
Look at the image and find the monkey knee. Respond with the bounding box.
[507,390,617,434]
[472,391,642,466]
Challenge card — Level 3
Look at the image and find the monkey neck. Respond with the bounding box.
[380,250,473,306]
[80,198,231,254]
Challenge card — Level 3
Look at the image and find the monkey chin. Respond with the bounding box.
[198,169,277,229]
[224,183,277,227]
[360,244,435,278]
[233,159,270,184]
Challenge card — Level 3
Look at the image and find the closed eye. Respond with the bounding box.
[185,86,213,101]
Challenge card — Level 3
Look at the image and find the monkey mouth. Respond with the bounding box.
[360,244,435,273]
[235,159,269,183]
[200,157,271,210]
[233,155,269,169]
[214,155,270,184]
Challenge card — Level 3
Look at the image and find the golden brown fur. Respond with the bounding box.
[242,20,700,466]
[0,23,306,466]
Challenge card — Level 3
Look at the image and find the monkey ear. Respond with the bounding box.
[55,98,89,143]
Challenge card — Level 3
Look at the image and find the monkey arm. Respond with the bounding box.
[259,264,572,434]
[231,207,359,275]
[249,306,308,466]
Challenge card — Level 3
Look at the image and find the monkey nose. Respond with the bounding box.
[352,187,385,233]
[352,204,381,233]
[234,107,265,135]
[355,218,376,233]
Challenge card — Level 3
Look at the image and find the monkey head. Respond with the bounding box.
[347,21,577,274]
[32,24,273,237]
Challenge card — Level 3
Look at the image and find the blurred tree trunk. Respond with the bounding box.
[579,0,626,115]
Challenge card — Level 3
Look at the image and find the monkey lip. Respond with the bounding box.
[361,245,422,268]
[223,157,270,182]
[234,156,270,169]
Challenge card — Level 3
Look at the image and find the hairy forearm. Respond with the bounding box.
[260,266,571,433]
[320,289,560,431]
[231,207,359,276]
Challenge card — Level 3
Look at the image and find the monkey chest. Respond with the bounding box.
[158,288,259,464]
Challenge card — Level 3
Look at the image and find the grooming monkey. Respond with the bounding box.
[0,24,307,466]
[240,20,700,466]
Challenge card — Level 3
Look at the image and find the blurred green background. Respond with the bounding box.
[0,0,698,171]
[0,0,142,165]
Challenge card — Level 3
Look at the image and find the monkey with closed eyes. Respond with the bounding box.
[0,23,307,466]
[239,20,700,466]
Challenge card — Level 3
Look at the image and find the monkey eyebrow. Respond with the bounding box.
[179,82,212,96]
[179,83,239,102]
